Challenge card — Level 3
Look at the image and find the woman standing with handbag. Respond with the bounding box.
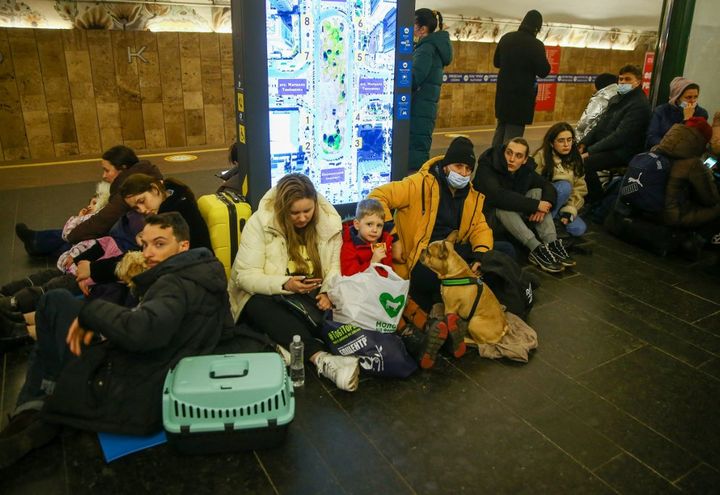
[228,174,360,392]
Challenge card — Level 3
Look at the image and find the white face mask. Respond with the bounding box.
[447,170,470,189]
[617,83,633,95]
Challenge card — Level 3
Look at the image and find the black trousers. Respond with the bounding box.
[17,290,82,409]
[492,122,525,148]
[583,151,628,204]
[243,294,326,360]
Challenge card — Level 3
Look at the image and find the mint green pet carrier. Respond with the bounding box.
[162,353,295,454]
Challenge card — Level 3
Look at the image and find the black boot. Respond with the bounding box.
[399,323,427,363]
[14,287,44,314]
[0,410,60,469]
[14,223,40,257]
[0,314,32,353]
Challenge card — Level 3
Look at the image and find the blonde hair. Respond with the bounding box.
[114,251,148,289]
[355,198,385,221]
[274,174,322,277]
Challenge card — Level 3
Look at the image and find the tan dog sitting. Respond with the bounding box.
[418,232,508,367]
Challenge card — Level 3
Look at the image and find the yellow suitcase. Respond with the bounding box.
[198,190,252,278]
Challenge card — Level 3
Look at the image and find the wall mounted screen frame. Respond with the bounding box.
[232,0,414,217]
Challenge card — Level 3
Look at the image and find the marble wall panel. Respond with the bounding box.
[95,101,123,150]
[136,31,165,149]
[180,33,205,145]
[437,42,646,130]
[112,31,145,147]
[8,29,54,158]
[0,30,30,160]
[219,33,236,145]
[199,33,223,144]
[36,30,78,155]
[87,30,122,150]
[156,32,186,148]
[63,30,101,154]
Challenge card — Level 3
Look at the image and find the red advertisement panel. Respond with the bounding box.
[535,46,561,112]
[642,51,655,96]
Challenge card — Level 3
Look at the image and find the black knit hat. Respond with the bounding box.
[441,137,475,170]
[520,10,543,34]
[594,73,618,91]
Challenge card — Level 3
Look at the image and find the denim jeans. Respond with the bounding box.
[552,181,587,237]
[16,290,83,413]
[31,229,70,258]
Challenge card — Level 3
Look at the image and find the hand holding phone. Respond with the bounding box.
[704,156,717,170]
[303,277,323,286]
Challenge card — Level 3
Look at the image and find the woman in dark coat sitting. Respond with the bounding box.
[646,77,709,149]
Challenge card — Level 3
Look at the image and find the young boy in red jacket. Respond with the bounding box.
[341,199,394,275]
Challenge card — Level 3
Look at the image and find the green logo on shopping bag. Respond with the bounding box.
[379,293,405,318]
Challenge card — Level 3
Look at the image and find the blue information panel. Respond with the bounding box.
[265,0,398,204]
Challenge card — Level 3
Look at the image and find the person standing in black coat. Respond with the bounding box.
[579,64,652,204]
[474,138,574,273]
[492,10,551,147]
[0,213,231,468]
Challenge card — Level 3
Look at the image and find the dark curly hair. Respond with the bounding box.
[537,122,584,179]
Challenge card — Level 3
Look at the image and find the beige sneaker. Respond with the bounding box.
[315,353,359,392]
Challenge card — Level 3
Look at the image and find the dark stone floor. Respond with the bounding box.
[2,157,720,494]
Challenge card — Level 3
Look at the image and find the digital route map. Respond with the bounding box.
[266,0,397,204]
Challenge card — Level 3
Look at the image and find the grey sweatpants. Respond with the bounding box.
[495,188,557,251]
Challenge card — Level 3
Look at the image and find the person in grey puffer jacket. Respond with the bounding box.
[575,73,619,141]
[409,8,452,172]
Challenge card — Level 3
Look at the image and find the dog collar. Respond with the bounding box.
[441,277,483,287]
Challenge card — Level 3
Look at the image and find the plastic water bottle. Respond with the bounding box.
[289,335,305,387]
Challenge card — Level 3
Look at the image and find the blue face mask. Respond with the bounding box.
[447,170,470,189]
[617,83,633,95]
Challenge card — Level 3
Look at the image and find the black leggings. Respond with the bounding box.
[242,294,326,360]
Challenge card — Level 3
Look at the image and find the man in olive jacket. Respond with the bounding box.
[0,212,230,468]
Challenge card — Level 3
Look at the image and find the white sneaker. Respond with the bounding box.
[315,353,360,392]
[276,345,291,366]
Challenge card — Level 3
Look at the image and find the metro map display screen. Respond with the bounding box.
[266,0,397,204]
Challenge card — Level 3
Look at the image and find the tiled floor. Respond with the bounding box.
[1,129,720,494]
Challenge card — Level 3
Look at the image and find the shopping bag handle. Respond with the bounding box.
[368,263,404,281]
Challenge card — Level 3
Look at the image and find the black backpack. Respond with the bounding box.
[480,250,537,321]
[619,151,672,213]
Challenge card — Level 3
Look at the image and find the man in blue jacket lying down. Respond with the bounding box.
[0,212,232,468]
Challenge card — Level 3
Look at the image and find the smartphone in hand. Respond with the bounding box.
[304,277,323,286]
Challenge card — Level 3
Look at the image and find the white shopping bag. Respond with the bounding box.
[328,264,409,333]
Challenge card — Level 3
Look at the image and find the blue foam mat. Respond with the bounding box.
[97,430,167,462]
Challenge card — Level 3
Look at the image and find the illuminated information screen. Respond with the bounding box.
[266,0,397,204]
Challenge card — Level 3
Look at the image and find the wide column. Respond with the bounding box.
[650,0,695,107]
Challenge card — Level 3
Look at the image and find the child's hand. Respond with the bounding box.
[76,260,91,281]
[316,292,332,311]
[63,256,74,269]
[371,243,386,263]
